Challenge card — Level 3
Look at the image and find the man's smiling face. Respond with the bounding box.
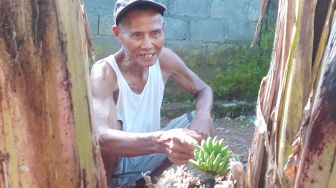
[117,9,165,67]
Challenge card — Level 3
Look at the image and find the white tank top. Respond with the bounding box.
[104,55,164,133]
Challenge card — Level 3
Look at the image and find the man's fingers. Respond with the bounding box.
[176,135,198,146]
[184,129,203,142]
[169,140,194,155]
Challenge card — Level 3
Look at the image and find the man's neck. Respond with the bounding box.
[114,49,149,94]
[115,49,148,75]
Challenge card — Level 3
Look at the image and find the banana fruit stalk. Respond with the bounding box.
[190,136,232,176]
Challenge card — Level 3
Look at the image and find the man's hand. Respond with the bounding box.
[189,113,213,138]
[159,128,202,164]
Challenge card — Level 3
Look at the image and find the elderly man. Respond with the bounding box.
[90,0,213,186]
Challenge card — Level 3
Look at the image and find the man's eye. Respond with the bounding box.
[132,33,142,38]
[152,31,161,37]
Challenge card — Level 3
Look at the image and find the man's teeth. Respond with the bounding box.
[141,53,154,58]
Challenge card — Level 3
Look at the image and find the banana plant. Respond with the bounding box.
[190,136,232,176]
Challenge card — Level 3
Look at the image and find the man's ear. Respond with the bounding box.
[112,25,121,37]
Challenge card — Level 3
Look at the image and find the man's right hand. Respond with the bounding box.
[158,128,203,164]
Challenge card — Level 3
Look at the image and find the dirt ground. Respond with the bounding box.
[212,118,255,166]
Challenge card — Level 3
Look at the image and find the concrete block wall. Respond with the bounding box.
[84,0,261,59]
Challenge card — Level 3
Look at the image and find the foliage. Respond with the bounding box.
[164,27,274,103]
[209,28,273,101]
[209,51,269,101]
[162,8,276,121]
[163,79,194,103]
[190,136,232,176]
[212,101,256,119]
[161,28,274,121]
[161,99,195,119]
[164,42,272,103]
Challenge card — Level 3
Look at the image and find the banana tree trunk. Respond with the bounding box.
[275,0,316,186]
[247,0,299,186]
[294,13,336,187]
[248,0,335,187]
[0,0,106,187]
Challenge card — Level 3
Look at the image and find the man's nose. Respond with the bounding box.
[141,36,153,49]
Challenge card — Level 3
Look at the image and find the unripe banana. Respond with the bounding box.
[217,165,226,175]
[215,138,224,154]
[208,151,215,169]
[189,137,232,176]
[206,137,212,153]
[212,153,222,172]
[201,139,209,155]
[195,145,202,160]
[212,137,218,150]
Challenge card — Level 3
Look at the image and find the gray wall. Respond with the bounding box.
[84,0,261,59]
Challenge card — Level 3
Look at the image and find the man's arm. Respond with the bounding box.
[160,47,214,137]
[91,60,162,156]
[90,60,201,163]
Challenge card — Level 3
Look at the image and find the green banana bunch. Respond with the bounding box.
[189,136,232,176]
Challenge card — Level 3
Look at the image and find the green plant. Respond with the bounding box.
[190,136,232,176]
[209,45,270,101]
[212,101,256,119]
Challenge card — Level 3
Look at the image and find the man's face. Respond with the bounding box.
[117,9,165,67]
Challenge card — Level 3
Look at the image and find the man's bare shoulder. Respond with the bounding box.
[159,47,178,63]
[159,47,188,73]
[90,59,118,98]
[91,59,114,79]
[159,47,183,68]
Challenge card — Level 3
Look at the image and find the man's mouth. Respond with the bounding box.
[140,53,155,58]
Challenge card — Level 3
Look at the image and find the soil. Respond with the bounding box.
[212,118,255,166]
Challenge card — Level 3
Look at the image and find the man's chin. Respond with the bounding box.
[139,57,158,66]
